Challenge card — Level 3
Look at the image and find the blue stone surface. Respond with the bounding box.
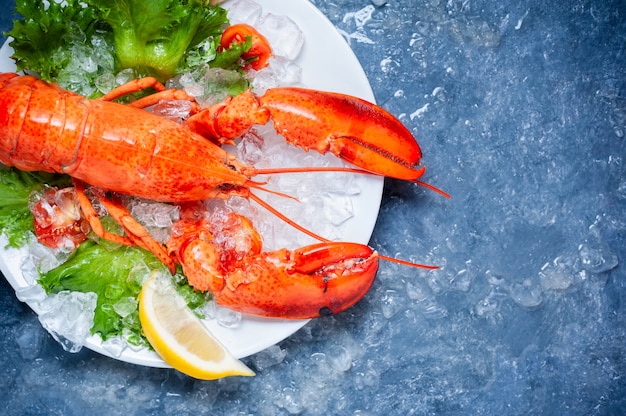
[1,0,625,414]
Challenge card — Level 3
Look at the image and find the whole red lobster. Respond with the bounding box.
[0,71,443,319]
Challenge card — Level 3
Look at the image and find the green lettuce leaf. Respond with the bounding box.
[8,0,100,81]
[39,239,211,344]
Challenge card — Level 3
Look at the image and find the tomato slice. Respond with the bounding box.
[220,23,272,71]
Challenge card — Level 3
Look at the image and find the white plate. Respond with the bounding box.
[0,0,382,367]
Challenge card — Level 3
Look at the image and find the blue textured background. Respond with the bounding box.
[1,0,625,414]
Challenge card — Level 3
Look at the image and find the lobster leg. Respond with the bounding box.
[97,76,200,111]
[98,77,167,101]
[167,212,379,319]
[73,180,176,273]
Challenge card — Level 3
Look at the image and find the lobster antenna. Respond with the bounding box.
[378,254,439,269]
[248,192,439,270]
[412,180,451,199]
[244,179,300,202]
[248,192,332,242]
[252,166,450,199]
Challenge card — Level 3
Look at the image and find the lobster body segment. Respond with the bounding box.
[0,75,251,203]
[0,72,438,319]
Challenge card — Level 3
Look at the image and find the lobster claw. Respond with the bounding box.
[259,87,426,181]
[167,213,379,319]
[184,87,426,181]
[208,241,378,319]
[281,242,379,318]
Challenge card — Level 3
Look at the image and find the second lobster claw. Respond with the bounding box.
[168,215,379,320]
[185,87,427,181]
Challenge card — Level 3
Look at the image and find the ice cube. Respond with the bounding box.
[128,198,180,228]
[381,289,407,319]
[37,291,97,353]
[79,55,97,74]
[95,72,116,95]
[538,256,577,290]
[101,336,127,358]
[266,56,302,85]
[197,299,217,320]
[151,100,195,123]
[252,344,287,371]
[24,239,71,276]
[449,264,476,292]
[112,296,138,318]
[177,68,206,98]
[326,344,353,372]
[257,14,304,60]
[236,132,265,165]
[225,0,263,26]
[216,306,242,328]
[275,387,303,414]
[15,284,47,304]
[578,243,619,274]
[14,319,45,360]
[127,260,152,288]
[249,56,303,94]
[508,278,543,308]
[179,66,248,107]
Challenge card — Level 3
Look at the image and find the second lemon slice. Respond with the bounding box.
[138,271,255,380]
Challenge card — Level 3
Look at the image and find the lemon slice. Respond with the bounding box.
[138,271,255,380]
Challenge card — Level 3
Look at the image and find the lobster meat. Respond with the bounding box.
[0,71,439,319]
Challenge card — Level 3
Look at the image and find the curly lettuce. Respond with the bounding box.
[82,0,228,81]
[38,237,211,344]
[7,0,101,81]
[7,0,241,96]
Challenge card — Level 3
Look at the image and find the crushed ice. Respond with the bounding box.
[224,0,264,26]
[14,319,45,361]
[256,14,304,61]
[339,5,377,45]
[37,291,97,353]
